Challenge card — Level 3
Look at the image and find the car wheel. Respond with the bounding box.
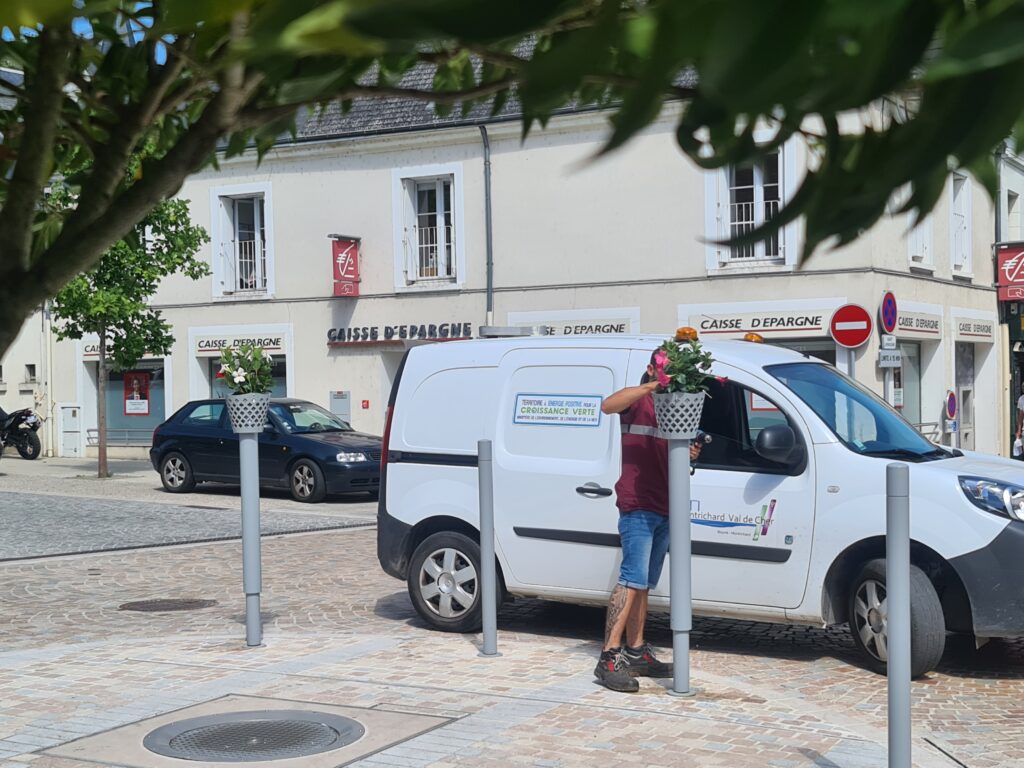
[407,531,503,633]
[290,459,326,503]
[848,558,946,678]
[17,431,41,460]
[160,452,196,493]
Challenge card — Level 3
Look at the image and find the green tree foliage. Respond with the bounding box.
[3,1,1024,357]
[52,197,209,476]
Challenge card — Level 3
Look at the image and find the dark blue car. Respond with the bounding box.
[150,398,381,503]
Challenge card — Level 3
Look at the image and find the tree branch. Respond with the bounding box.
[0,25,73,270]
[43,14,257,292]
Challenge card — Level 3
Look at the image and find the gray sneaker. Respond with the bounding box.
[622,643,674,678]
[594,649,640,692]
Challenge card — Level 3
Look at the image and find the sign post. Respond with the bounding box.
[886,463,912,768]
[667,436,697,697]
[878,292,899,406]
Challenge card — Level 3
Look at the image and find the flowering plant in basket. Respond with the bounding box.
[217,343,274,395]
[652,327,715,393]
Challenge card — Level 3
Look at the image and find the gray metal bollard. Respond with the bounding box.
[239,432,262,647]
[667,438,697,696]
[477,439,500,657]
[886,463,911,768]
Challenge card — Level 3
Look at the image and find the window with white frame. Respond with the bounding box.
[705,146,796,268]
[399,175,457,283]
[950,173,971,274]
[211,184,274,297]
[727,150,781,261]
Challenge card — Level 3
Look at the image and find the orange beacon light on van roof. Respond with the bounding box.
[743,332,765,343]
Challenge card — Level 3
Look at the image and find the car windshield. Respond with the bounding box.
[270,402,352,434]
[765,362,950,461]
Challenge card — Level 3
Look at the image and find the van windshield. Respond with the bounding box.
[764,362,950,461]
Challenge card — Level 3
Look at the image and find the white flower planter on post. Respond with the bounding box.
[226,392,271,647]
[653,389,706,696]
[226,392,271,434]
[653,391,705,440]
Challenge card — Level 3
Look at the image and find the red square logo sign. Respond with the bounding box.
[998,243,1024,301]
[361,400,370,410]
[332,238,361,297]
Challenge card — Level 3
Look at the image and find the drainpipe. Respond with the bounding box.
[479,125,494,327]
[994,143,1010,457]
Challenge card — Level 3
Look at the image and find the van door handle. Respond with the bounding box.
[576,483,613,498]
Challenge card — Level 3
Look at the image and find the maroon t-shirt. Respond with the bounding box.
[613,394,668,516]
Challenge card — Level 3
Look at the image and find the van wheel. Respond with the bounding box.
[408,532,496,633]
[848,558,945,678]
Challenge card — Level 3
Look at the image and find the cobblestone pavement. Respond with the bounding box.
[0,491,372,560]
[2,517,1024,767]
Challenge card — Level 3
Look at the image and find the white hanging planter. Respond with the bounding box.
[652,391,706,440]
[226,392,271,434]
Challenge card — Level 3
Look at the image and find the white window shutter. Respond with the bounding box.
[401,179,417,281]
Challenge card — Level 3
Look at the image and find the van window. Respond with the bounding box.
[766,362,948,461]
[694,379,800,473]
[402,367,489,451]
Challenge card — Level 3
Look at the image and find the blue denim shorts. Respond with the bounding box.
[617,509,670,590]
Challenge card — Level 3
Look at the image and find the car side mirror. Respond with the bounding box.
[755,424,796,464]
[263,422,278,436]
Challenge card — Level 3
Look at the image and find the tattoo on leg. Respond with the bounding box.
[604,585,629,647]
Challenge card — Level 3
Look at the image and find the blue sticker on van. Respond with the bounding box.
[513,394,603,427]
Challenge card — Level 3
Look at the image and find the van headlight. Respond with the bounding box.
[335,451,367,463]
[959,476,1024,521]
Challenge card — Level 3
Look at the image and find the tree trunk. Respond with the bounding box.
[97,330,109,478]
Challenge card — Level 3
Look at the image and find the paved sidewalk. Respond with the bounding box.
[2,524,1021,767]
[0,455,377,515]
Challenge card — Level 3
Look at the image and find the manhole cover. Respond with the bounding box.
[119,598,218,612]
[143,710,364,762]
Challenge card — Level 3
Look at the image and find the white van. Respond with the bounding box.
[377,335,1024,676]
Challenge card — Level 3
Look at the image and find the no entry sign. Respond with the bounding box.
[830,304,873,349]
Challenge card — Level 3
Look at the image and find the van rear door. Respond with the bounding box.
[493,347,628,593]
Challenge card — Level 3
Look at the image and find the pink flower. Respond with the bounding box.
[653,350,671,387]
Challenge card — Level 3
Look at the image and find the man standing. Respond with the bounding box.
[1016,382,1024,458]
[594,353,701,692]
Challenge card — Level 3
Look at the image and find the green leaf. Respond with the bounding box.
[344,0,578,44]
[925,3,1024,81]
[0,0,72,28]
[161,0,256,30]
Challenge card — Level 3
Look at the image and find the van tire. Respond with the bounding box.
[408,531,495,633]
[847,558,945,678]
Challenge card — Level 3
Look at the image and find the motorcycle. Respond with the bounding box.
[0,407,42,460]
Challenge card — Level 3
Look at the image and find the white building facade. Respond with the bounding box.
[11,102,1019,457]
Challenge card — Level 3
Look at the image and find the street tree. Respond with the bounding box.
[4,0,1024,358]
[51,197,209,478]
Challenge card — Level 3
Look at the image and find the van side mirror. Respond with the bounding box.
[755,424,796,464]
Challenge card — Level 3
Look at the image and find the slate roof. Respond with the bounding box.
[288,59,589,144]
